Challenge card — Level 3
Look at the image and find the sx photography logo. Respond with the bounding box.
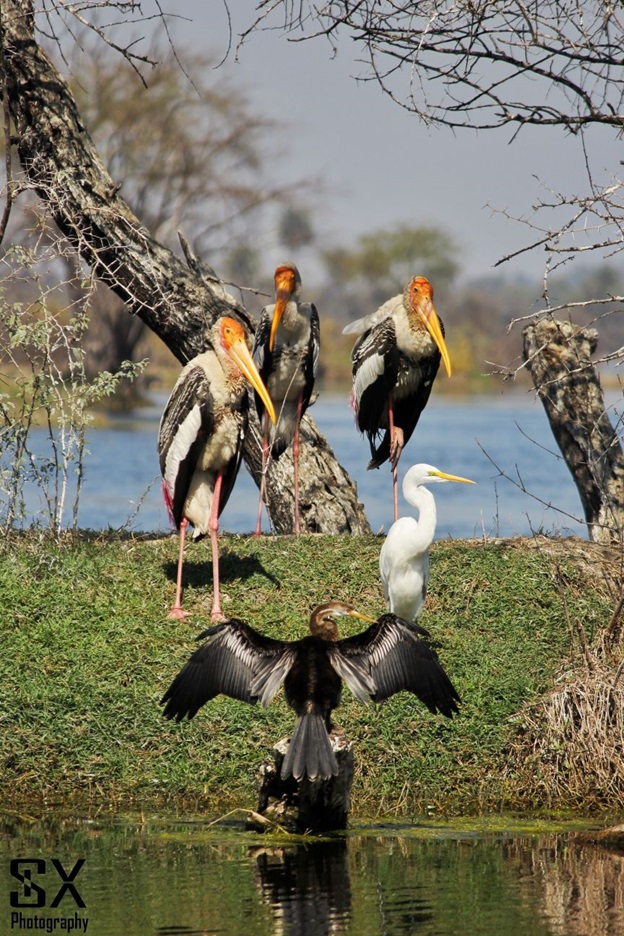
[8,858,89,933]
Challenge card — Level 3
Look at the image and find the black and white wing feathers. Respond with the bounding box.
[302,301,321,413]
[329,613,460,717]
[158,364,215,528]
[161,619,295,721]
[252,305,273,393]
[351,319,400,464]
[390,344,442,459]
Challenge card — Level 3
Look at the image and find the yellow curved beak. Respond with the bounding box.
[419,301,452,378]
[229,336,277,425]
[268,286,292,353]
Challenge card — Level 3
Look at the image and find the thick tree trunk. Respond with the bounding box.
[522,318,624,545]
[245,411,370,534]
[0,0,371,534]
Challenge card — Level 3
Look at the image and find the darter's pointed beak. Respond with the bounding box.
[341,607,376,623]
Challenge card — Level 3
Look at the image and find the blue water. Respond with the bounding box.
[9,391,622,539]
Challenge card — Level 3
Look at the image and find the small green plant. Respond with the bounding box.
[0,244,146,535]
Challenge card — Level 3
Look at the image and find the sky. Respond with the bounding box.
[161,1,623,284]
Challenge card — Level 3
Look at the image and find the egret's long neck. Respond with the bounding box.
[405,486,437,554]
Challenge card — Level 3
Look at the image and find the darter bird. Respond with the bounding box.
[161,600,460,781]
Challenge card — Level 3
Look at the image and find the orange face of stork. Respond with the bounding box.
[408,276,452,378]
[219,317,277,424]
[269,262,300,352]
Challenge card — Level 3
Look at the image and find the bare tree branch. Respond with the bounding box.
[245,2,624,131]
[242,2,624,284]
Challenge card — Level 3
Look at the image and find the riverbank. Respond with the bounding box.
[1,532,621,817]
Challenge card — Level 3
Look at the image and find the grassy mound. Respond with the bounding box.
[0,531,620,815]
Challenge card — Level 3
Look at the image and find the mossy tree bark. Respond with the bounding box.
[522,318,624,545]
[0,0,371,534]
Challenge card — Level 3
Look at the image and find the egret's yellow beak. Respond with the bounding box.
[428,469,475,485]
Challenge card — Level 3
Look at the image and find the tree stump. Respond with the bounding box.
[523,318,624,545]
[251,735,354,834]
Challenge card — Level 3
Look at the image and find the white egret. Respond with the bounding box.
[379,464,475,621]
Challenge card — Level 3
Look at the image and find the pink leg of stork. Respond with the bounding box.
[168,517,191,620]
[254,412,270,537]
[209,471,226,621]
[388,397,404,523]
[292,393,304,534]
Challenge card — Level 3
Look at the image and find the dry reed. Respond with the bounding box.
[504,658,624,808]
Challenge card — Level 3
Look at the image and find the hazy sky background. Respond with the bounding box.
[165,1,622,284]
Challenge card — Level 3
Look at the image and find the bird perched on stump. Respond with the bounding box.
[252,262,320,535]
[161,600,460,782]
[158,316,276,621]
[380,464,475,623]
[343,276,451,521]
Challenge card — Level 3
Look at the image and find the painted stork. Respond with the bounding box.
[343,276,451,521]
[161,600,460,782]
[379,464,475,622]
[252,262,320,535]
[158,316,276,621]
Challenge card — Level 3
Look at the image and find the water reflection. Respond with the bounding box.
[2,813,624,935]
[251,842,352,935]
[504,835,624,936]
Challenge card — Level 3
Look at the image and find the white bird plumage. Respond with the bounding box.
[379,463,475,622]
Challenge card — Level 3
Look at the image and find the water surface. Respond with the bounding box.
[13,392,616,539]
[1,812,621,936]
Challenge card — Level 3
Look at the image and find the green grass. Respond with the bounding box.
[0,531,616,816]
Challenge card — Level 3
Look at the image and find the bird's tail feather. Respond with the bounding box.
[270,434,291,461]
[280,713,338,781]
[366,430,390,470]
[270,404,299,460]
